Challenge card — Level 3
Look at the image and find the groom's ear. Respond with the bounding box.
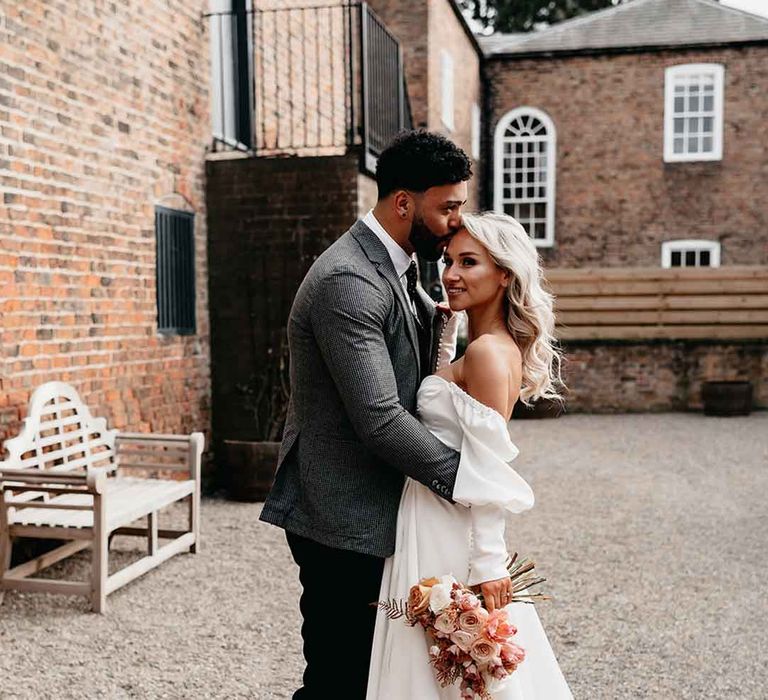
[393,190,411,220]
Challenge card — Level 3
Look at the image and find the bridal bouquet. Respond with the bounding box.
[377,554,549,700]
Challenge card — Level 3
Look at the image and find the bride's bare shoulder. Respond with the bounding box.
[461,334,522,417]
[463,334,521,377]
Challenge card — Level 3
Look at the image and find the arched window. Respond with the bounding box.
[494,107,556,247]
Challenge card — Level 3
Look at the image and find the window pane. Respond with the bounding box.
[702,136,713,152]
[671,251,682,267]
[673,138,684,153]
[703,95,714,111]
[690,83,700,93]
[689,117,699,133]
[702,117,713,133]
[518,203,531,218]
[688,95,699,111]
[674,96,685,112]
[685,251,696,266]
[700,250,711,266]
[674,118,685,134]
[688,137,698,153]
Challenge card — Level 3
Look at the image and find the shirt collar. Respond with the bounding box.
[362,209,413,279]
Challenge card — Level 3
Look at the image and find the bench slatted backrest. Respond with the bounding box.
[1,382,117,476]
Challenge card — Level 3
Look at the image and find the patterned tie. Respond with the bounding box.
[406,260,431,376]
[405,260,420,313]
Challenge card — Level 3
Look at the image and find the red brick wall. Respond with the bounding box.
[562,340,768,412]
[0,2,211,447]
[485,46,768,267]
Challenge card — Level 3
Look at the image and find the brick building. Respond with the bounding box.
[480,0,768,267]
[2,0,765,486]
[0,3,212,450]
[480,0,768,411]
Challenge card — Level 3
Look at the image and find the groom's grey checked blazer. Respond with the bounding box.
[259,220,460,558]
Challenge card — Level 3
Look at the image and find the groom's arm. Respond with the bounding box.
[310,267,459,501]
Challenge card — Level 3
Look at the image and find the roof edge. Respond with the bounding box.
[485,37,768,61]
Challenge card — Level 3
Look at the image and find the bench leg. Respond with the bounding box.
[90,494,107,613]
[0,533,10,606]
[0,504,10,606]
[189,490,200,554]
[147,511,158,556]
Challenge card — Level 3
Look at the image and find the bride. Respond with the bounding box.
[367,211,573,699]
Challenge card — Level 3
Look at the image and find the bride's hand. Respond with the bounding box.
[479,576,513,612]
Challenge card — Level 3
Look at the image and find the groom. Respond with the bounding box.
[260,130,473,698]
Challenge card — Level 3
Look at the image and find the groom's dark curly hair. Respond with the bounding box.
[375,130,472,199]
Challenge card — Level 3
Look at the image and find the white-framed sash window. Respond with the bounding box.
[493,107,556,247]
[661,240,721,268]
[441,50,454,131]
[664,64,724,162]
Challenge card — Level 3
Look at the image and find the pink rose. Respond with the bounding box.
[501,642,526,666]
[458,607,488,634]
[457,592,481,611]
[483,609,517,643]
[470,637,501,665]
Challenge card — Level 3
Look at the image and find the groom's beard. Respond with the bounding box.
[409,216,453,262]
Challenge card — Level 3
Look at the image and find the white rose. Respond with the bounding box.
[434,611,458,634]
[450,629,477,652]
[428,583,452,613]
[439,574,458,587]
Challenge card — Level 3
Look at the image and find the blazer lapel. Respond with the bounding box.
[351,221,421,373]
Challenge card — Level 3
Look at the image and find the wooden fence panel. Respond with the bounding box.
[546,266,768,341]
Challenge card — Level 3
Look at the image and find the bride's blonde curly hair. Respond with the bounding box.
[460,211,567,406]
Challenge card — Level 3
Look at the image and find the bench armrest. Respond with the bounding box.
[0,465,110,494]
[115,431,204,481]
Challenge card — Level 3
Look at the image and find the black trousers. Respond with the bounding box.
[286,531,385,700]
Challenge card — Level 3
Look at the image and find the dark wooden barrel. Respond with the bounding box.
[224,440,281,502]
[701,381,753,416]
[512,397,565,420]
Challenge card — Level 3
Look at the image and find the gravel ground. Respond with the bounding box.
[1,412,766,699]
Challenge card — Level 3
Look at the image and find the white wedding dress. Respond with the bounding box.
[367,375,573,699]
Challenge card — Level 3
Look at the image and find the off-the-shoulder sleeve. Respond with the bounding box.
[446,382,534,513]
[444,382,535,586]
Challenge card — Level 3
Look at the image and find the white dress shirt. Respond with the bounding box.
[362,209,418,315]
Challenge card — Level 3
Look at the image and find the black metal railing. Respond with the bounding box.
[204,2,412,173]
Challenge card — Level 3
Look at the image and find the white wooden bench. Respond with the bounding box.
[0,381,203,613]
